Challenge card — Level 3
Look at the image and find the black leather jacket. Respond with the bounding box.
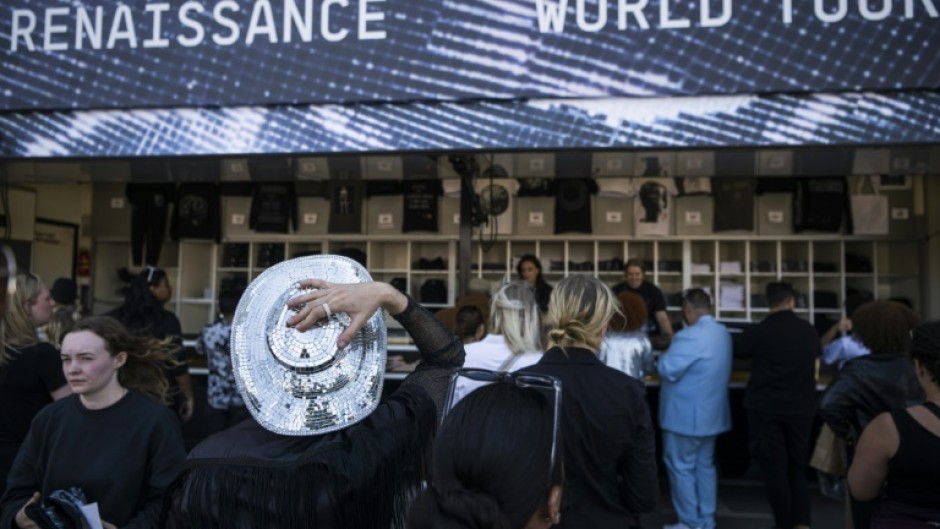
[818,352,924,446]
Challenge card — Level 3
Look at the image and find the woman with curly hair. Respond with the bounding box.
[598,291,654,380]
[0,316,186,529]
[848,320,940,527]
[819,300,923,529]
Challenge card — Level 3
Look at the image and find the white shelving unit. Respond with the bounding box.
[92,234,921,335]
[466,236,921,324]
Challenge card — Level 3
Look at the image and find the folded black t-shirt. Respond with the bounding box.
[402,180,443,233]
[552,179,597,234]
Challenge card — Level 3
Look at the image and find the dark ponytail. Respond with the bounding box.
[407,383,559,529]
[911,321,940,386]
[110,267,168,335]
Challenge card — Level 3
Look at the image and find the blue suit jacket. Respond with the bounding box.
[658,315,733,437]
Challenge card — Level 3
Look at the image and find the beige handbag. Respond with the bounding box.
[810,423,847,477]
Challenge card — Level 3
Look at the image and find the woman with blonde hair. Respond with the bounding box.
[520,275,658,528]
[453,281,542,402]
[0,316,186,529]
[0,273,70,494]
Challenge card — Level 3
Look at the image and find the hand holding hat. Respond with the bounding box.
[286,279,408,349]
[232,255,394,436]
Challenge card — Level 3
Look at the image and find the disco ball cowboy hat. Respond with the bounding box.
[231,254,387,436]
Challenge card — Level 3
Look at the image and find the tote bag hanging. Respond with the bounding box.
[850,175,889,235]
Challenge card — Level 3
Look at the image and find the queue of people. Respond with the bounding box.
[0,255,938,529]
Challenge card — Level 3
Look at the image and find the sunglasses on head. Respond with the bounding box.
[443,368,562,485]
[145,265,157,283]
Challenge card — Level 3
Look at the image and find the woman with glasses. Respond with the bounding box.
[108,267,194,423]
[408,373,563,529]
[453,281,542,403]
[0,274,71,495]
[521,275,658,528]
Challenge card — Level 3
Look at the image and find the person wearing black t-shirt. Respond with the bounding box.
[742,282,820,529]
[612,259,674,349]
[0,274,71,495]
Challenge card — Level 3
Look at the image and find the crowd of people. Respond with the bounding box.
[0,253,937,529]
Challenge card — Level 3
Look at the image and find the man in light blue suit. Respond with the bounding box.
[658,288,732,529]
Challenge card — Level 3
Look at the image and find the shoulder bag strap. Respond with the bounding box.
[497,353,520,372]
[921,401,940,420]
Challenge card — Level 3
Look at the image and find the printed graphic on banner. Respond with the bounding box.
[3,91,940,158]
[1,0,939,111]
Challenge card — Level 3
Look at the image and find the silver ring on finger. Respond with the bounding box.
[322,302,332,320]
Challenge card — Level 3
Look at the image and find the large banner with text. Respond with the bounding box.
[2,0,940,111]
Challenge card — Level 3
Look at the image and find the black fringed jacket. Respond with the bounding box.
[161,298,465,529]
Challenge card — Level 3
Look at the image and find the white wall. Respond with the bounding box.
[0,186,37,241]
[29,183,92,225]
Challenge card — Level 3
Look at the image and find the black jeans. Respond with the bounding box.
[747,410,813,528]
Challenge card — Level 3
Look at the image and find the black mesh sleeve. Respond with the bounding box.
[391,297,465,418]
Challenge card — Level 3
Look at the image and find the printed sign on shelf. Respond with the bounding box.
[528,211,545,227]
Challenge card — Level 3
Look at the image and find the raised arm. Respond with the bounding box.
[287,280,464,414]
[392,296,466,411]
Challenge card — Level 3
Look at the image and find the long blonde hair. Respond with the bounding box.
[546,276,619,352]
[1,273,46,366]
[44,307,82,348]
[489,281,542,356]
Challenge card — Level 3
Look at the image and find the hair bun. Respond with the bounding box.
[547,328,568,343]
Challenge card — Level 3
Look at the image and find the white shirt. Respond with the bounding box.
[452,334,542,404]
